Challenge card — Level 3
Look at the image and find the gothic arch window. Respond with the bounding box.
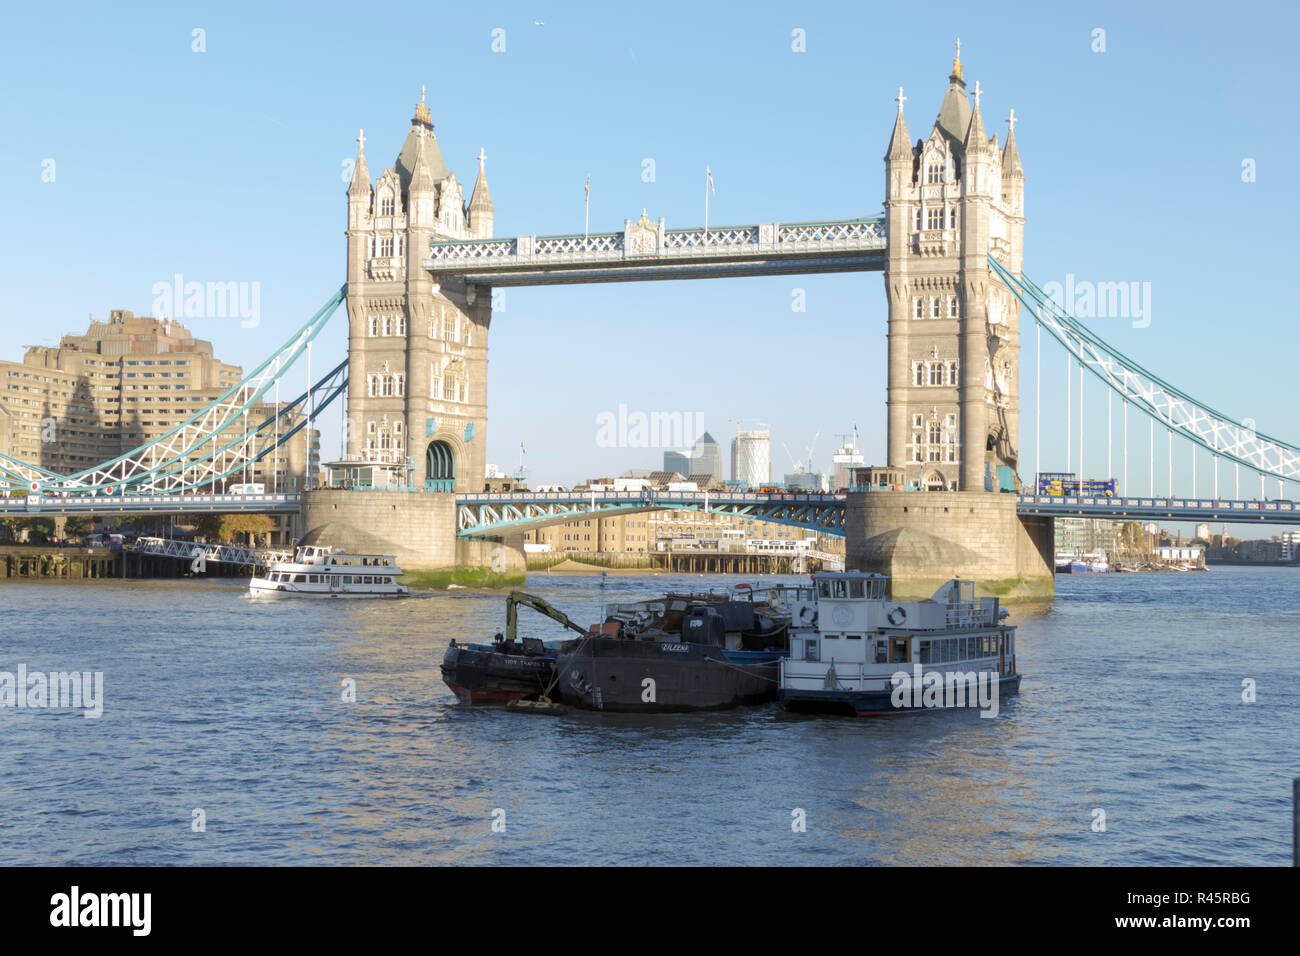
[949,296,959,319]
[395,314,406,336]
[366,375,376,398]
[948,361,959,385]
[926,162,943,184]
[368,316,379,337]
[949,208,958,229]
[930,297,941,318]
[926,208,943,230]
[381,315,392,336]
[929,363,944,386]
[914,298,924,319]
[914,208,922,231]
[379,237,394,257]
[379,190,395,217]
[395,373,405,397]
[914,363,925,387]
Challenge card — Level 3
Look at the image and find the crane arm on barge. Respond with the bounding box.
[504,591,592,643]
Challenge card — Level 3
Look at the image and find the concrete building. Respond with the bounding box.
[1,310,315,490]
[342,89,492,493]
[731,427,772,488]
[883,45,1024,491]
[1054,517,1122,556]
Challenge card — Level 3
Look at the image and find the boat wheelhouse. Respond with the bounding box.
[248,545,409,599]
[778,571,1019,717]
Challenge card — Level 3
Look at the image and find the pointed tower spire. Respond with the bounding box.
[348,128,371,196]
[886,86,912,160]
[964,80,990,153]
[468,147,495,239]
[409,124,437,194]
[934,40,970,148]
[1002,108,1024,178]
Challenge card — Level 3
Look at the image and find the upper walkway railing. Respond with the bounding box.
[425,217,886,284]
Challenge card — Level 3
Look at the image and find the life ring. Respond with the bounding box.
[798,605,818,626]
[887,606,907,626]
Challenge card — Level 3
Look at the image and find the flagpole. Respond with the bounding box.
[584,174,590,238]
[704,166,709,239]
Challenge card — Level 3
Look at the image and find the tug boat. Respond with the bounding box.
[778,571,1019,717]
[248,545,409,599]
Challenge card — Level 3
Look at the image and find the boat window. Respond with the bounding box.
[875,640,888,664]
[918,641,931,664]
[824,633,839,640]
[818,581,831,599]
[891,638,909,663]
[805,640,819,662]
[834,580,848,598]
[846,633,861,640]
[294,574,306,583]
[849,580,865,599]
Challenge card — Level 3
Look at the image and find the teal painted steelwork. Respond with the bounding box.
[0,286,347,495]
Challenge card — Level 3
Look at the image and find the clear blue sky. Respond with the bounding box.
[1,0,1296,523]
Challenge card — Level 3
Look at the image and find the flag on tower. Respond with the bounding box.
[706,165,715,194]
[584,174,590,237]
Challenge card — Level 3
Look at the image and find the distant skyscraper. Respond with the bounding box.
[664,432,723,482]
[731,428,772,488]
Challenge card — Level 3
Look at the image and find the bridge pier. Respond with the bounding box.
[300,488,524,589]
[844,491,1053,601]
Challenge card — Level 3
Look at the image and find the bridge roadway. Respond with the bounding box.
[6,488,1299,529]
[0,492,303,517]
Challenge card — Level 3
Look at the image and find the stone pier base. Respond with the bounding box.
[300,489,524,589]
[845,490,1053,601]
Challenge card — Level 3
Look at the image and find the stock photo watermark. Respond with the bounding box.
[1039,274,1152,329]
[595,404,706,450]
[151,274,261,329]
[1,665,103,718]
[889,665,1001,717]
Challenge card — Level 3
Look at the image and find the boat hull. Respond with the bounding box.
[556,638,779,712]
[440,643,556,705]
[780,673,1021,717]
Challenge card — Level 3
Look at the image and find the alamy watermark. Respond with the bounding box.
[890,665,1000,717]
[151,274,261,328]
[1040,274,1152,329]
[595,403,705,450]
[1,665,103,718]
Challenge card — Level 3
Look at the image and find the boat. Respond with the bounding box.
[1067,552,1110,573]
[778,572,1020,717]
[440,586,796,710]
[552,587,797,712]
[248,545,409,599]
[440,592,588,704]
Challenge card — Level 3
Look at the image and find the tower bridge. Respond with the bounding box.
[4,47,1297,595]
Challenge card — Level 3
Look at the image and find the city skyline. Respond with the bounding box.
[2,1,1296,502]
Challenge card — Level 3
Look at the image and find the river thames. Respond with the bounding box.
[1,566,1296,866]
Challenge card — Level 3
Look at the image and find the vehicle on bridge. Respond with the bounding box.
[249,545,408,599]
[1035,472,1116,497]
[228,482,266,495]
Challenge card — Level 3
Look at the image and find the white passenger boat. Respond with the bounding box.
[248,545,409,599]
[778,571,1019,717]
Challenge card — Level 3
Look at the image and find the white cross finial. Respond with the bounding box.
[421,84,426,104]
[1007,108,1017,132]
[478,147,486,168]
[357,128,366,150]
[972,80,983,108]
[955,37,961,60]
[895,86,906,111]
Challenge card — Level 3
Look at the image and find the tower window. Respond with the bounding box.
[931,297,941,318]
[949,208,958,229]
[949,296,959,318]
[914,208,922,230]
[380,238,394,257]
[927,208,944,230]
[927,163,943,184]
[914,298,924,319]
[948,362,959,385]
[914,364,925,387]
[380,195,395,216]
[929,363,944,386]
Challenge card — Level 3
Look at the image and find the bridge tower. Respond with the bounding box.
[344,88,494,493]
[884,46,1025,492]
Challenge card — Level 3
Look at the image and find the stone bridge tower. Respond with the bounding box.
[883,46,1025,492]
[344,89,494,493]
